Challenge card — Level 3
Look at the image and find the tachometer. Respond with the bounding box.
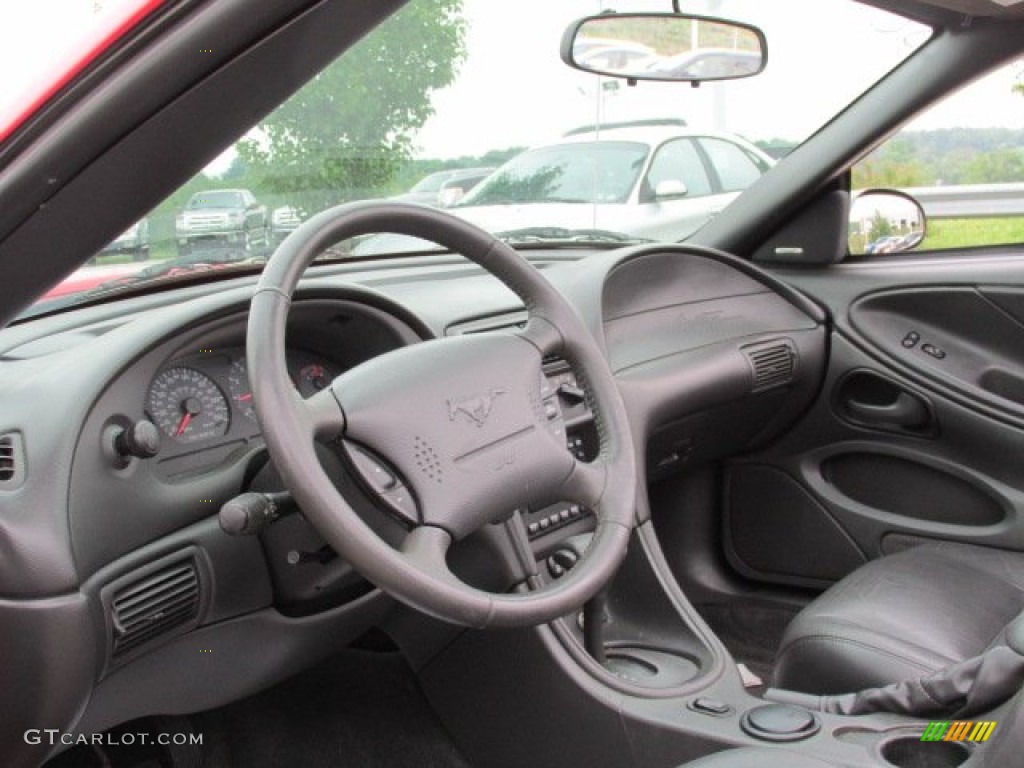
[227,357,257,422]
[296,362,332,397]
[146,367,231,443]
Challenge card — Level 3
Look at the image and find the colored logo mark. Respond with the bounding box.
[921,721,997,743]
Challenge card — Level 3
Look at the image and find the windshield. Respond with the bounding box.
[410,172,455,194]
[460,142,649,206]
[186,191,245,210]
[26,0,930,317]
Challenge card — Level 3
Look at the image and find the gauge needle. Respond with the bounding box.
[175,412,192,437]
[237,393,252,402]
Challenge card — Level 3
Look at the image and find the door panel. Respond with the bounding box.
[723,253,1024,589]
[851,286,1024,423]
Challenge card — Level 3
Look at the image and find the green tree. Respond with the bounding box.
[220,154,250,182]
[853,158,932,188]
[870,210,894,240]
[237,1,466,215]
[961,148,1024,184]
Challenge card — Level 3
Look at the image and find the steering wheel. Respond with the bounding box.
[248,201,636,628]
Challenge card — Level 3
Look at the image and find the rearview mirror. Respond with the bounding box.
[561,13,766,83]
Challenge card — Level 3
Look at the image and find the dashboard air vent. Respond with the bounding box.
[446,312,566,364]
[111,556,201,659]
[445,311,529,337]
[0,432,25,488]
[745,341,797,392]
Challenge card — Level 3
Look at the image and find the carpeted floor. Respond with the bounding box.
[696,599,799,685]
[196,649,471,768]
[45,648,472,768]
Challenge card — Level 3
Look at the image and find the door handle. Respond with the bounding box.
[845,391,929,428]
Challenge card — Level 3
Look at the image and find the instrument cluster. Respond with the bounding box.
[145,346,336,448]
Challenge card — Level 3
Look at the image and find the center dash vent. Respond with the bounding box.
[0,433,25,488]
[445,311,529,337]
[108,553,202,662]
[744,340,797,392]
[446,311,566,365]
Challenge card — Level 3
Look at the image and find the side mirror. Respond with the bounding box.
[561,12,767,83]
[654,179,688,200]
[849,190,926,257]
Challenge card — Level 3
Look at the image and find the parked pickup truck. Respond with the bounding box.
[175,188,270,257]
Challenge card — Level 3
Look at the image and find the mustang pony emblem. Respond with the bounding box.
[447,389,506,427]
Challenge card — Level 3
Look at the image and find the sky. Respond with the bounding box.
[411,0,1021,158]
[0,0,147,135]
[0,0,1020,172]
[412,0,924,156]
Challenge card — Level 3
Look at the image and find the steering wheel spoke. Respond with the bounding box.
[562,454,610,510]
[400,525,460,587]
[516,315,563,359]
[302,385,346,441]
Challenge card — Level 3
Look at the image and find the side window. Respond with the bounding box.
[644,139,712,200]
[699,137,764,192]
[852,59,1024,254]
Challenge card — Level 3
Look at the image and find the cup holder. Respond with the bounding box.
[601,645,699,688]
[880,736,970,768]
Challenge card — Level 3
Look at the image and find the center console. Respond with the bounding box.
[383,311,971,768]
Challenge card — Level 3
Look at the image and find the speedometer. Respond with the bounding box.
[146,367,231,443]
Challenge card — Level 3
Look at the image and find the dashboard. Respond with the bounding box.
[0,245,826,763]
[66,298,425,578]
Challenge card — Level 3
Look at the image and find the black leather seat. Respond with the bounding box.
[773,542,1024,695]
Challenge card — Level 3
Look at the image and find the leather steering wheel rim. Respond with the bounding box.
[248,200,636,628]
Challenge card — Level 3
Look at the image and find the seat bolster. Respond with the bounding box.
[773,544,1024,695]
[773,614,954,695]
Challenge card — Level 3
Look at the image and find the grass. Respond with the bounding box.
[850,217,1024,258]
[921,217,1024,251]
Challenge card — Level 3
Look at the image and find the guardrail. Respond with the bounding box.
[899,182,1024,219]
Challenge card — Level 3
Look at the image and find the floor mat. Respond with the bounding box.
[696,600,799,685]
[45,649,471,768]
[196,648,472,768]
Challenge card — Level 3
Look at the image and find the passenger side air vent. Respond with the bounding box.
[744,340,797,392]
[0,432,25,488]
[106,551,203,663]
